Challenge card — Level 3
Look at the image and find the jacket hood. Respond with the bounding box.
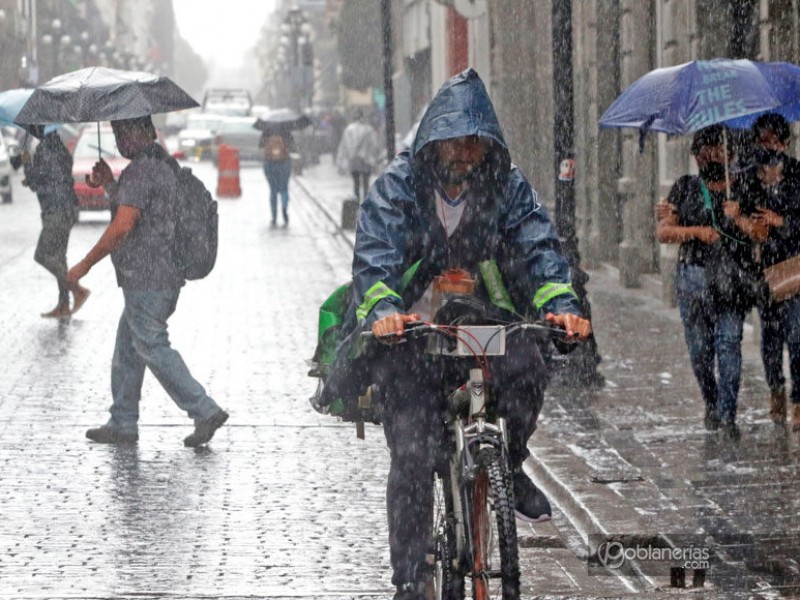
[411,68,508,159]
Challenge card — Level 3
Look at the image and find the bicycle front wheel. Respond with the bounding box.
[470,446,520,599]
[432,469,466,600]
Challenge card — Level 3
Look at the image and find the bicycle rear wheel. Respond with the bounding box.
[469,446,520,599]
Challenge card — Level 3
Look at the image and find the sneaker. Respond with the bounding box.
[512,468,552,523]
[792,404,800,432]
[86,425,138,444]
[704,404,721,431]
[393,582,426,600]
[770,388,788,424]
[184,409,229,447]
[721,419,741,441]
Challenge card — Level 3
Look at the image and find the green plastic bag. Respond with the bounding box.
[309,281,353,378]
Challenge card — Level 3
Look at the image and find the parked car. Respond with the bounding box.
[211,116,262,164]
[71,124,168,211]
[0,129,13,203]
[177,113,224,161]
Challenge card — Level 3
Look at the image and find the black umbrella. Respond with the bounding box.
[253,108,313,135]
[15,66,199,125]
[15,66,199,160]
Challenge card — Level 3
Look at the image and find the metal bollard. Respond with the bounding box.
[341,198,359,230]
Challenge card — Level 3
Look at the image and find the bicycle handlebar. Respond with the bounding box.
[360,320,577,343]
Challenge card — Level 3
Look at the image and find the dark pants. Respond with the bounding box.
[373,333,548,586]
[351,171,370,202]
[759,295,800,404]
[263,160,291,222]
[34,208,77,306]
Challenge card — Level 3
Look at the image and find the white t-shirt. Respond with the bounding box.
[409,188,467,320]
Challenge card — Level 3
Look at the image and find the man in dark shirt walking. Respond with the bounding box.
[67,115,228,446]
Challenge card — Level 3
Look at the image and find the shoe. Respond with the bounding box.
[86,425,138,444]
[720,419,741,441]
[512,468,552,523]
[792,404,800,432]
[184,409,229,447]
[282,207,289,225]
[704,404,721,431]
[71,287,91,314]
[770,388,788,424]
[270,218,277,227]
[393,582,426,600]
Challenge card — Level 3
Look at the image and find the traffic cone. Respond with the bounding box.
[216,144,241,198]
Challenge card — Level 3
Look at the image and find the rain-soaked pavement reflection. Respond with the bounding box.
[540,273,800,597]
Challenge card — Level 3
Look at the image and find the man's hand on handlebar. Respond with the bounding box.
[371,312,422,344]
[545,313,592,342]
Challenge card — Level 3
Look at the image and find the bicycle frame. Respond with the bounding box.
[366,319,569,599]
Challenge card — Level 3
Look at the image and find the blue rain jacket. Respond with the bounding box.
[320,69,580,407]
[352,68,580,326]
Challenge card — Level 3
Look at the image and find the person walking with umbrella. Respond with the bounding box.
[66,116,229,446]
[253,110,312,227]
[600,58,800,438]
[259,126,294,227]
[22,125,90,318]
[747,114,800,429]
[16,67,228,446]
[0,87,89,317]
[656,125,767,439]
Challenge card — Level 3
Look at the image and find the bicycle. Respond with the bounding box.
[363,316,571,600]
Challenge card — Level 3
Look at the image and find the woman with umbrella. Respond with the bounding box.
[0,87,89,318]
[746,114,800,430]
[656,125,767,440]
[22,125,91,318]
[259,127,294,226]
[254,110,311,227]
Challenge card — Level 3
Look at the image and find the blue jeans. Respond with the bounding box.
[263,160,291,222]
[107,289,222,433]
[676,263,746,422]
[759,294,800,405]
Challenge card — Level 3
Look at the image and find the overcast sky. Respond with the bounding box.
[172,0,277,69]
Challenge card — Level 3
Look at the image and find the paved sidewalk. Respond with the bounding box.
[296,155,800,598]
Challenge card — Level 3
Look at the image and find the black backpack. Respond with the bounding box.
[172,165,218,280]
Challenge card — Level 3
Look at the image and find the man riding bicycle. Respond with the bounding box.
[322,69,591,600]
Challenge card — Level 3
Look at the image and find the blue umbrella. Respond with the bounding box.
[0,88,59,136]
[599,58,800,137]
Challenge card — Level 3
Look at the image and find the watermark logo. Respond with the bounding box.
[589,534,714,576]
[596,540,626,569]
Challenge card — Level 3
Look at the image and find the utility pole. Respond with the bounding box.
[381,0,395,162]
[551,0,604,387]
[552,0,575,245]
